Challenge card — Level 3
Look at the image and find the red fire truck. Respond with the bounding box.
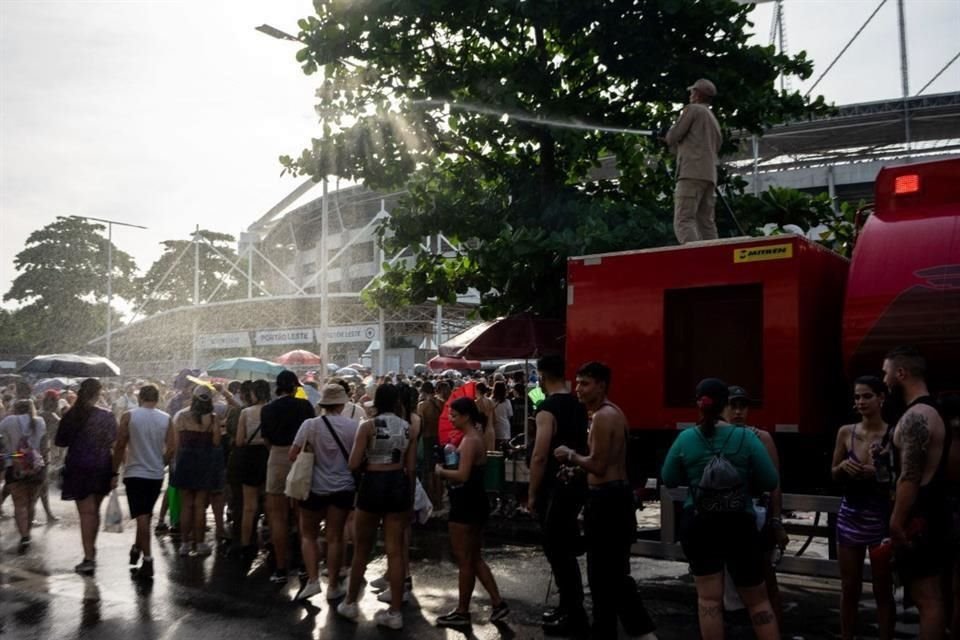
[565,157,960,490]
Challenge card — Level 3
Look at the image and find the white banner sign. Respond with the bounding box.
[196,332,251,350]
[254,328,315,346]
[0,360,16,370]
[317,324,379,344]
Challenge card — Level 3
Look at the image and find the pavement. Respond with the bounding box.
[0,496,923,639]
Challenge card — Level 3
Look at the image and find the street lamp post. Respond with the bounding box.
[256,23,332,368]
[72,215,147,360]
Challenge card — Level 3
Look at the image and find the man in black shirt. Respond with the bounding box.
[527,355,589,635]
[260,370,315,583]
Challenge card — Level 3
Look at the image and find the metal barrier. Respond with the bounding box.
[632,486,848,579]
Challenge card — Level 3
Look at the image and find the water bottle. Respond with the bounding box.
[872,443,892,483]
[443,443,460,470]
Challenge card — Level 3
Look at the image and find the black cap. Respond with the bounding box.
[696,378,729,404]
[728,385,751,403]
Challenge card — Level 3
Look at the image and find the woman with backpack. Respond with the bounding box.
[0,399,47,553]
[662,378,780,640]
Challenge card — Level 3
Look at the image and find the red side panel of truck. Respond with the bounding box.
[843,158,960,391]
[566,234,849,436]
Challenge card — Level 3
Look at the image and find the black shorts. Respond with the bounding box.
[896,514,950,582]
[300,490,355,512]
[449,487,489,525]
[356,470,412,514]
[124,477,163,518]
[681,510,765,588]
[234,445,269,488]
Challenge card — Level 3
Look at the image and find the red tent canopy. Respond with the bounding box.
[427,355,481,371]
[275,350,323,366]
[438,312,564,360]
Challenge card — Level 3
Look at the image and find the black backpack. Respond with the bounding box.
[692,427,748,514]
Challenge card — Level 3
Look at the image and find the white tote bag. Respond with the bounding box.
[103,489,124,533]
[284,443,315,501]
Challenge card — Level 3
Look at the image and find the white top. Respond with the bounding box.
[124,407,170,480]
[0,414,46,460]
[493,400,513,440]
[343,402,365,424]
[366,413,410,465]
[320,401,365,425]
[239,405,266,445]
[293,414,358,494]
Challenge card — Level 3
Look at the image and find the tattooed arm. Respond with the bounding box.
[889,410,930,544]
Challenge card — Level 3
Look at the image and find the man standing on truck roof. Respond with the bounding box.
[883,345,949,639]
[664,78,722,245]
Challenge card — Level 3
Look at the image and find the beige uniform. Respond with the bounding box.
[665,103,722,244]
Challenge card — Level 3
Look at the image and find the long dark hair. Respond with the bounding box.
[63,378,102,426]
[695,378,729,438]
[451,397,485,430]
[492,381,508,403]
[251,379,271,404]
[373,383,400,416]
[239,380,254,405]
[190,395,214,423]
[853,375,886,397]
[396,381,419,421]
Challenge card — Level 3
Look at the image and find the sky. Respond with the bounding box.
[1,0,958,308]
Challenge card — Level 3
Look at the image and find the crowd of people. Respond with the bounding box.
[1,345,959,638]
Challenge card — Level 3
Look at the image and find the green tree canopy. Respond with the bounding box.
[3,216,137,353]
[283,0,830,318]
[5,216,137,307]
[135,230,242,315]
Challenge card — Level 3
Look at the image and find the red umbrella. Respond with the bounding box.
[438,312,564,360]
[438,380,477,446]
[275,350,323,366]
[427,355,482,371]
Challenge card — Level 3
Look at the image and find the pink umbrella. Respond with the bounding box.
[427,355,482,371]
[275,350,323,366]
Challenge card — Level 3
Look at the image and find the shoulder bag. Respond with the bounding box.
[323,415,363,487]
[284,440,314,501]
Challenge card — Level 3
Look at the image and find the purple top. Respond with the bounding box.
[56,405,117,501]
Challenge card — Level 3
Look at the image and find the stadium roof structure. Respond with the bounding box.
[728,91,960,170]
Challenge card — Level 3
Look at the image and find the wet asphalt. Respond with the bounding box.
[0,496,917,639]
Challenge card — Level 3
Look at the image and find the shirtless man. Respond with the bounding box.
[553,362,657,640]
[883,346,949,639]
[474,382,497,452]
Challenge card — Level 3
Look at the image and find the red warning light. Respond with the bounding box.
[894,174,920,195]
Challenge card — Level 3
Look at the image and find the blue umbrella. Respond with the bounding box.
[206,357,286,381]
[20,353,121,378]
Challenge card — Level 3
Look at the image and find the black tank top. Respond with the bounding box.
[904,396,952,528]
[538,393,588,491]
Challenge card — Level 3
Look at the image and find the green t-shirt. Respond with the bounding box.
[661,424,778,513]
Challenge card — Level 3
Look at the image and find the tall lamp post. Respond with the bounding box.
[72,215,147,360]
[256,24,331,368]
